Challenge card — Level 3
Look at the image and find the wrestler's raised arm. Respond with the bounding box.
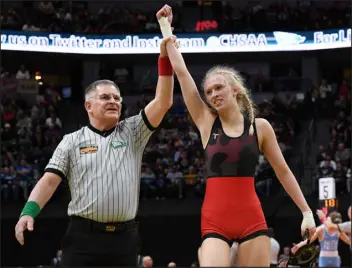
[165,36,214,134]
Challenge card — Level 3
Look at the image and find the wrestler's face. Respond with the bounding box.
[204,74,238,111]
[85,85,122,124]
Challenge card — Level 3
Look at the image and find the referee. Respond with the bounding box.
[15,6,175,267]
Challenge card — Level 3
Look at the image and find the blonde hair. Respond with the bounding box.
[203,66,256,135]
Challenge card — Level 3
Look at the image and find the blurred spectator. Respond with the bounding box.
[346,168,351,194]
[17,110,33,147]
[16,65,30,80]
[319,79,332,100]
[1,166,18,201]
[145,16,158,32]
[114,67,130,85]
[51,249,62,267]
[183,166,198,197]
[139,70,156,92]
[22,20,40,31]
[166,165,183,199]
[335,143,350,166]
[316,145,327,163]
[188,126,200,143]
[334,162,347,194]
[1,66,10,78]
[155,175,166,200]
[39,1,55,15]
[339,80,350,99]
[319,157,336,177]
[141,255,153,268]
[168,262,176,268]
[2,123,16,143]
[279,246,291,262]
[140,166,156,199]
[2,103,17,124]
[16,159,33,200]
[45,112,62,129]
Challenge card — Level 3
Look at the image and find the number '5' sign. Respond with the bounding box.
[319,177,336,200]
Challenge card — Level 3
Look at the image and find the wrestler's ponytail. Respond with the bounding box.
[203,66,256,135]
[237,90,256,135]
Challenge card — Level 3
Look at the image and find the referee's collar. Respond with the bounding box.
[88,123,116,137]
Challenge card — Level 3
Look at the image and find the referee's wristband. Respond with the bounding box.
[20,201,41,219]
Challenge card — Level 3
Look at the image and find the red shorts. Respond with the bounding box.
[201,177,268,246]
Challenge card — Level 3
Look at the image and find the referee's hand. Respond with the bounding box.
[15,215,34,245]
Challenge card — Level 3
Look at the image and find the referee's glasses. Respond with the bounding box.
[90,94,123,103]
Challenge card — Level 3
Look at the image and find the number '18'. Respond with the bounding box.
[324,199,336,207]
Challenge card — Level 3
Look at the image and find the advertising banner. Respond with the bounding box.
[1,28,350,54]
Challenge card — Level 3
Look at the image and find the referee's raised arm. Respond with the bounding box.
[143,34,176,128]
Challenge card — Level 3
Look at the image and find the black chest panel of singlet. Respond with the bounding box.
[204,117,260,179]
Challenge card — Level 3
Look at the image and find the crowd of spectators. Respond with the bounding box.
[221,0,350,33]
[253,93,304,196]
[1,57,309,203]
[0,87,64,202]
[316,78,351,194]
[1,1,349,34]
[1,84,305,202]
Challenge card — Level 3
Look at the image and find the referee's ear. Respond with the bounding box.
[85,100,92,113]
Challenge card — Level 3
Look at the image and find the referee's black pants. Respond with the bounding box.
[61,216,139,267]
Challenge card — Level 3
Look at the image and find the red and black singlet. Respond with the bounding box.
[201,116,268,244]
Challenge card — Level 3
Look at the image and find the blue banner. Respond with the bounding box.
[1,29,350,54]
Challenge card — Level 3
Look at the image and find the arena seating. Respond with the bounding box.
[1,1,349,34]
[1,82,64,202]
[315,78,351,195]
[1,78,306,202]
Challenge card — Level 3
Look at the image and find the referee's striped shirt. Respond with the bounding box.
[44,109,155,223]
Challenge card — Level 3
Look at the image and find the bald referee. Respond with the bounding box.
[15,6,175,267]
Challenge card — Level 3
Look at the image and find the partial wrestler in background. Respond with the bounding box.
[324,206,351,250]
[268,228,281,268]
[292,212,350,267]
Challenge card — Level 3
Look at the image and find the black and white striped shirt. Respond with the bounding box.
[44,110,155,223]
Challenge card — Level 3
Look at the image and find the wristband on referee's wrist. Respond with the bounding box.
[20,201,41,219]
[158,56,173,76]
